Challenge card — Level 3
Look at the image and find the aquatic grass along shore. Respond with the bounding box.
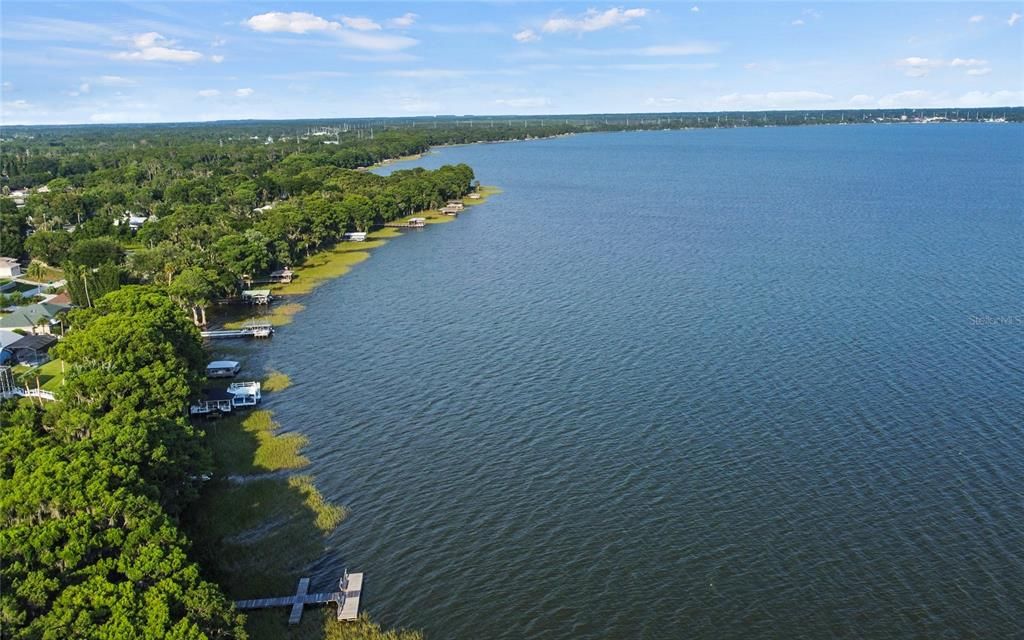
[248,185,500,298]
[190,184,499,637]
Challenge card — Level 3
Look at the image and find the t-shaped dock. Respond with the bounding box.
[234,572,363,624]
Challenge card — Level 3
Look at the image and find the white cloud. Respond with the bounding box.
[341,16,382,31]
[542,8,649,34]
[97,75,135,86]
[691,6,700,13]
[957,89,1024,106]
[244,11,418,51]
[514,29,541,43]
[211,54,225,63]
[246,12,338,34]
[849,94,874,106]
[968,15,984,23]
[198,89,220,97]
[791,19,805,26]
[494,97,551,108]
[132,32,165,48]
[966,68,992,76]
[645,97,687,106]
[234,88,254,97]
[112,33,203,62]
[212,38,227,47]
[950,57,988,67]
[1009,12,1022,26]
[68,82,91,97]
[3,100,33,110]
[113,46,203,62]
[387,13,418,29]
[897,56,943,77]
[897,57,992,77]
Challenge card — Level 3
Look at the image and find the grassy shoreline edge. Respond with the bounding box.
[192,183,500,639]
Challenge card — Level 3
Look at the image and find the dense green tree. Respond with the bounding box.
[1,285,245,639]
[62,262,122,307]
[168,267,221,326]
[68,237,122,267]
[0,199,27,257]
[24,231,73,266]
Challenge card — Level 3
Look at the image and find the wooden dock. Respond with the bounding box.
[337,571,363,621]
[200,324,273,339]
[234,573,363,625]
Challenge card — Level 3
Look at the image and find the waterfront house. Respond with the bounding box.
[269,267,293,283]
[344,232,368,242]
[114,211,150,232]
[446,200,465,211]
[439,205,460,216]
[0,302,70,333]
[467,193,481,199]
[241,289,272,305]
[205,360,241,378]
[0,257,22,278]
[409,217,426,227]
[0,330,22,364]
[3,334,58,365]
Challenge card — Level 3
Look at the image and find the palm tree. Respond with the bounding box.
[26,261,47,283]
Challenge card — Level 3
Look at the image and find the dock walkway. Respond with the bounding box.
[200,323,273,339]
[234,573,363,625]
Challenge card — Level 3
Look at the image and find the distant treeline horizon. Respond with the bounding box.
[3,105,1022,138]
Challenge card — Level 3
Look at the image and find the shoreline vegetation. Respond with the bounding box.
[195,179,498,639]
[262,185,500,298]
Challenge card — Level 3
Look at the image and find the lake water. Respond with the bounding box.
[256,125,1023,638]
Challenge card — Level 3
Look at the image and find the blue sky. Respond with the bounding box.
[2,2,1022,125]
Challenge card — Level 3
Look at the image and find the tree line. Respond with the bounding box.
[1,286,246,637]
[1,127,475,317]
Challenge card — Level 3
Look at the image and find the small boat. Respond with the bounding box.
[206,360,241,378]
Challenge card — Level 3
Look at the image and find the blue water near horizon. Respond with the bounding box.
[252,124,1022,638]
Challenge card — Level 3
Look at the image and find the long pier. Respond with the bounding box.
[200,324,274,339]
[234,573,363,624]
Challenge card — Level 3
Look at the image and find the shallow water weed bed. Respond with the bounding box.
[203,410,309,476]
[224,303,306,329]
[262,370,292,392]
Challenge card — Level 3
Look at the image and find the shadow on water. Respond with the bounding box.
[180,401,348,639]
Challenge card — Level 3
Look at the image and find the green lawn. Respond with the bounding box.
[14,358,65,391]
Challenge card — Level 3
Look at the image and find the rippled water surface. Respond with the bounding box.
[251,126,1023,638]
